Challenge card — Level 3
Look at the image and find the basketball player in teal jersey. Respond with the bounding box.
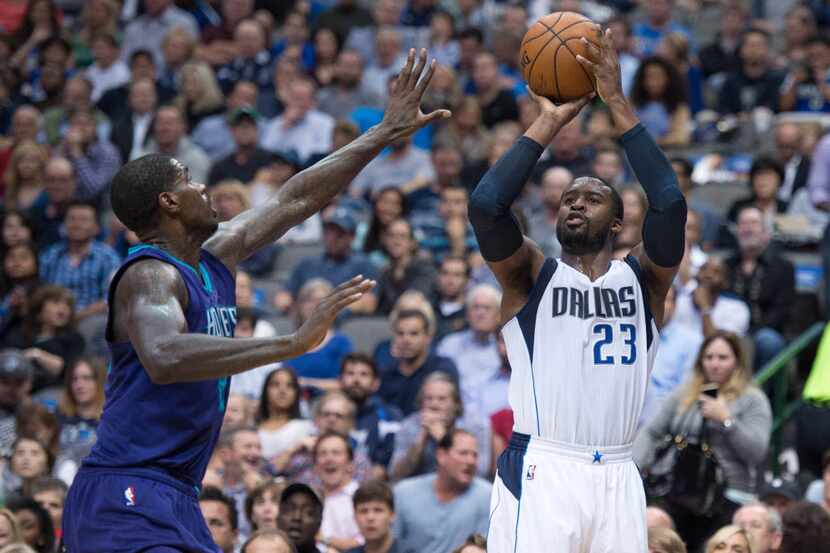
[61,50,449,553]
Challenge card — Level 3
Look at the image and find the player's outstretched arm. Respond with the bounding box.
[468,89,591,322]
[578,29,687,326]
[204,49,450,269]
[119,260,374,384]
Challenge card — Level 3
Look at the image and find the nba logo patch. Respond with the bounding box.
[124,486,137,507]
[526,464,536,481]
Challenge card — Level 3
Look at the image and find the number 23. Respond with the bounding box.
[593,323,637,365]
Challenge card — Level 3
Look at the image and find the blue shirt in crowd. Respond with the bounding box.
[39,241,122,309]
[378,353,459,416]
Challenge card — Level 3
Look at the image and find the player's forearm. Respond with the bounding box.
[145,333,304,384]
[619,124,687,267]
[468,136,544,261]
[276,124,397,222]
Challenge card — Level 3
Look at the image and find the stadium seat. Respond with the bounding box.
[339,316,393,354]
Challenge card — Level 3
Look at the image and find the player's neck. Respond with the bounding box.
[139,230,202,268]
[560,250,614,281]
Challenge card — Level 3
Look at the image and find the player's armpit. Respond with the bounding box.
[488,237,547,324]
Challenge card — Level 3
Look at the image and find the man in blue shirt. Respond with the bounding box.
[632,0,691,57]
[378,309,458,416]
[283,207,379,314]
[339,353,403,475]
[39,201,121,321]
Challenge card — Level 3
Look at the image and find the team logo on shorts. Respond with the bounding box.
[125,486,137,507]
[526,465,536,480]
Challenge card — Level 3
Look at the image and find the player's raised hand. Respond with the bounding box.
[294,276,376,353]
[575,27,625,105]
[526,85,593,128]
[380,48,452,141]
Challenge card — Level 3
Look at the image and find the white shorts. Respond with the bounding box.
[487,433,647,553]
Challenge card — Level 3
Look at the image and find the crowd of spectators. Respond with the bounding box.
[0,0,828,552]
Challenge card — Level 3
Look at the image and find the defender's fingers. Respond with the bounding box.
[415,58,438,95]
[332,275,364,293]
[397,49,416,90]
[409,49,428,91]
[420,109,452,125]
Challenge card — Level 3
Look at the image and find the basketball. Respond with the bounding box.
[520,12,602,103]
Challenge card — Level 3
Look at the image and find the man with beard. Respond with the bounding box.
[318,50,384,120]
[339,353,402,477]
[468,28,686,553]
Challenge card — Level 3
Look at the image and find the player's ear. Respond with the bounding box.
[610,216,623,234]
[158,190,181,215]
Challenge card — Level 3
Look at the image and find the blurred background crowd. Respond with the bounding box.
[0,0,829,552]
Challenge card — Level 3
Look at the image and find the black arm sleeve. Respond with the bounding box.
[619,124,687,268]
[468,137,544,262]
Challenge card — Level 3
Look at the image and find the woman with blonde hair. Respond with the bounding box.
[2,141,46,210]
[634,331,772,550]
[176,61,225,131]
[0,508,23,548]
[704,525,752,553]
[649,527,687,553]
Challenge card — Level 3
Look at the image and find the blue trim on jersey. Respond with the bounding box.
[623,255,654,349]
[498,432,529,501]
[128,244,213,292]
[515,259,557,435]
[513,494,522,553]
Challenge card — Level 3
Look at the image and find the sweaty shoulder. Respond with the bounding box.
[111,258,188,341]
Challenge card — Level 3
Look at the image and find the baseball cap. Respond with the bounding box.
[227,106,260,125]
[280,482,323,508]
[759,478,801,502]
[323,207,357,234]
[0,350,33,379]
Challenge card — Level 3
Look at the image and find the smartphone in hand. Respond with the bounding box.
[701,383,719,398]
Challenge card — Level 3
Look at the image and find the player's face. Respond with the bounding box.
[200,500,237,553]
[440,433,478,487]
[278,493,322,546]
[71,361,97,405]
[354,500,394,542]
[170,161,219,241]
[734,506,774,553]
[267,370,297,413]
[314,435,352,489]
[33,490,63,530]
[252,489,279,530]
[701,337,738,385]
[340,361,378,403]
[557,180,620,256]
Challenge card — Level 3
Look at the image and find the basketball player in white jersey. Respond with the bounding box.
[469,29,687,553]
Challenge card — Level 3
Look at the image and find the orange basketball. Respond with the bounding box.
[520,12,602,103]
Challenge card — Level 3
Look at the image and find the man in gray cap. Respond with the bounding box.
[0,349,34,456]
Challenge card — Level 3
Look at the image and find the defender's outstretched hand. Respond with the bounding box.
[294,276,376,352]
[576,28,625,105]
[381,48,452,140]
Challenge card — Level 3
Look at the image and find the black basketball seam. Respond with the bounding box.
[560,36,598,94]
[553,41,564,102]
[536,17,598,97]
[522,12,566,87]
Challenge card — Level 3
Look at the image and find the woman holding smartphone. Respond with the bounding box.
[634,331,772,549]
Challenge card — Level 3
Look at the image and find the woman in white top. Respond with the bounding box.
[256,367,314,462]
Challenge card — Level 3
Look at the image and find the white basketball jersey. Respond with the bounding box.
[501,256,659,447]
